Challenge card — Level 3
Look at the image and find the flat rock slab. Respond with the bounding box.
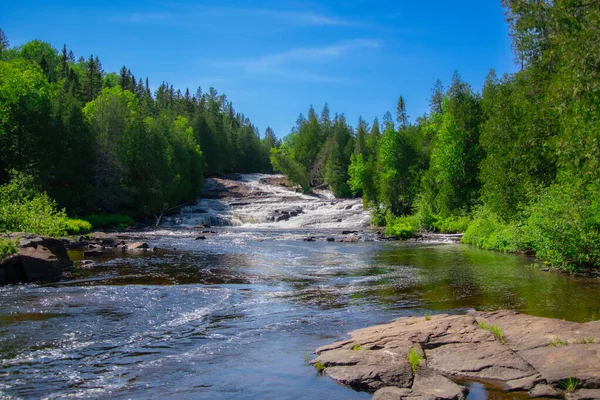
[313,311,600,399]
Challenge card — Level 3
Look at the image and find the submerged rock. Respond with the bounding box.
[313,310,600,399]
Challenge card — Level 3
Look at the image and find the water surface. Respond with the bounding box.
[1,230,599,399]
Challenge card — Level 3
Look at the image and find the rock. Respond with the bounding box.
[314,311,600,397]
[314,347,413,391]
[303,237,316,242]
[528,384,561,398]
[101,238,116,246]
[126,242,149,250]
[83,250,105,257]
[519,344,600,388]
[195,236,206,240]
[327,237,335,242]
[373,387,413,400]
[342,230,358,235]
[412,367,467,400]
[0,236,72,285]
[566,389,600,400]
[426,342,538,383]
[343,236,359,243]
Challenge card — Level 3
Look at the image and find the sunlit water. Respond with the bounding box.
[167,174,371,229]
[1,229,599,399]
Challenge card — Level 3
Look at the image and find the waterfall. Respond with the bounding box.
[166,174,371,229]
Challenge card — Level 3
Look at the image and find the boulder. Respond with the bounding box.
[126,242,149,250]
[0,235,72,285]
[314,311,600,398]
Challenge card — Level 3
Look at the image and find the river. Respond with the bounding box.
[1,175,599,399]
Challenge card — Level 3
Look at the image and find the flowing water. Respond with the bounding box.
[1,175,599,399]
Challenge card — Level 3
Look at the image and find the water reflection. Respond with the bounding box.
[1,236,599,399]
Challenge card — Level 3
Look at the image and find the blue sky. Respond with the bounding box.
[1,0,516,138]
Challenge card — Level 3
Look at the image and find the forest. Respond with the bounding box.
[0,28,277,235]
[1,0,599,271]
[270,0,600,272]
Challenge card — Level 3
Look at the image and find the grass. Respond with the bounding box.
[424,312,432,321]
[560,377,579,392]
[548,337,569,347]
[575,337,595,344]
[313,360,326,373]
[478,321,506,344]
[303,353,311,365]
[0,236,18,259]
[83,213,134,229]
[352,343,362,351]
[408,347,422,373]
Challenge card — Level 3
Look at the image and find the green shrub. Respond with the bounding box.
[523,181,600,271]
[84,213,134,229]
[0,171,78,237]
[62,219,92,235]
[384,213,420,239]
[432,214,471,233]
[462,207,525,252]
[0,237,18,259]
[313,360,326,373]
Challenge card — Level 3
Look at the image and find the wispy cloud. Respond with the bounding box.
[111,12,173,24]
[216,39,381,83]
[234,39,380,73]
[245,9,359,27]
[111,5,360,28]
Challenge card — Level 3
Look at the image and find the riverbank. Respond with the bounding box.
[313,310,600,399]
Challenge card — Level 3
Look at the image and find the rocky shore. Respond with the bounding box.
[313,310,600,399]
[0,233,156,285]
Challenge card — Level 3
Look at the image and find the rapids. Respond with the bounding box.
[1,174,599,399]
[166,174,371,229]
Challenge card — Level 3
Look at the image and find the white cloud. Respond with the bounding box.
[229,39,381,75]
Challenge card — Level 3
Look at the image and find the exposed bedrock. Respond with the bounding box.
[313,310,600,399]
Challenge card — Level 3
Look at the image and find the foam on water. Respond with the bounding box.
[166,174,371,229]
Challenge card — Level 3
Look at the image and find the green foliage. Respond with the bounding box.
[384,213,420,239]
[462,208,525,253]
[478,321,506,344]
[408,348,422,373]
[270,148,310,192]
[347,154,366,195]
[523,180,600,271]
[84,213,134,229]
[0,171,87,236]
[432,215,471,233]
[0,236,18,259]
[560,378,579,392]
[351,344,362,351]
[313,360,326,373]
[63,219,92,235]
[0,38,270,223]
[548,337,568,347]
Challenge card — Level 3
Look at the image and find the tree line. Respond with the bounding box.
[271,0,600,271]
[0,31,278,220]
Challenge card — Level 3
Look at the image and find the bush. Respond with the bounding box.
[462,207,525,252]
[84,213,134,229]
[523,181,600,271]
[432,214,471,233]
[63,219,92,235]
[384,213,420,239]
[0,236,18,259]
